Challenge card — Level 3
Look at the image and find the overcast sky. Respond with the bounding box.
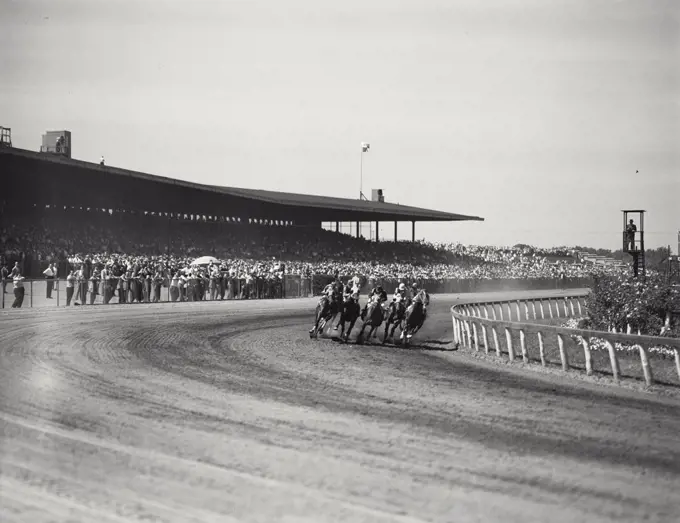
[2,0,678,250]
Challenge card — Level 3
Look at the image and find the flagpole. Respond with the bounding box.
[360,149,363,200]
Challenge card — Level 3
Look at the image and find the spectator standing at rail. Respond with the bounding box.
[100,264,112,304]
[11,272,25,308]
[169,271,180,302]
[43,262,56,299]
[152,269,163,302]
[88,272,99,305]
[66,270,76,306]
[9,261,19,279]
[118,271,128,304]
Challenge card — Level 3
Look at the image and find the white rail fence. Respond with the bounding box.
[451,294,680,387]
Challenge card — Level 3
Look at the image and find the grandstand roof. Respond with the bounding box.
[0,147,485,223]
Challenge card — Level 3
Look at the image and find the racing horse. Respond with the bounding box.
[335,292,361,342]
[356,298,387,344]
[382,299,406,344]
[401,289,430,346]
[309,294,333,338]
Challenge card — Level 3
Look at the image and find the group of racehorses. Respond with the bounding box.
[309,289,428,346]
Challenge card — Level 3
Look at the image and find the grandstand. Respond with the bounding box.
[0,135,484,277]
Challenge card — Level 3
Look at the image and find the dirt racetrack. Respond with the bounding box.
[1,292,679,523]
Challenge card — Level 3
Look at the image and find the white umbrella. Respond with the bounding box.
[191,256,220,266]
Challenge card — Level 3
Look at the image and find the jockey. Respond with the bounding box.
[350,274,361,292]
[410,282,429,330]
[361,285,387,319]
[333,280,360,331]
[343,280,359,301]
[322,282,336,306]
[393,282,408,304]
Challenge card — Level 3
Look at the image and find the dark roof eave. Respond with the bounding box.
[1,147,486,222]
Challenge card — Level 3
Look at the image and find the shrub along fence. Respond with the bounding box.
[451,294,680,387]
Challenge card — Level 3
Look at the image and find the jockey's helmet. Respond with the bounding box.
[376,285,383,292]
[412,283,419,290]
[398,283,406,291]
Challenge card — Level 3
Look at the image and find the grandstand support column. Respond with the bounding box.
[394,221,397,242]
[356,221,360,238]
[375,221,379,242]
[411,221,415,242]
[335,221,339,233]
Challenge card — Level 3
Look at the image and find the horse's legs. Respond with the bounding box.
[357,322,367,343]
[344,317,358,342]
[310,306,323,336]
[383,312,394,343]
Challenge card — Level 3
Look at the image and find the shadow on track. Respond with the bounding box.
[328,336,458,352]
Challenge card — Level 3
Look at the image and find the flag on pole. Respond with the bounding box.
[361,142,370,152]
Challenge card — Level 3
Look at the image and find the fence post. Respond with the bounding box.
[582,338,593,376]
[492,327,500,356]
[531,301,537,320]
[507,303,513,321]
[452,316,458,344]
[483,305,489,319]
[577,299,582,316]
[515,301,522,321]
[557,334,569,371]
[675,349,680,383]
[491,306,497,320]
[539,300,545,319]
[568,298,575,316]
[465,321,472,348]
[604,340,620,383]
[481,324,489,354]
[548,300,554,319]
[524,301,530,321]
[499,304,504,321]
[537,331,546,366]
[472,322,479,352]
[505,328,514,361]
[563,298,569,317]
[638,344,654,387]
[519,329,528,363]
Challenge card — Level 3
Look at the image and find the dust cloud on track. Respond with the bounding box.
[1,293,679,523]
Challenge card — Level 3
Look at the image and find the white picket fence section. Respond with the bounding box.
[451,294,680,387]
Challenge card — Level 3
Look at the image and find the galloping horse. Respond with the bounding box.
[356,299,386,344]
[336,293,361,342]
[401,289,430,346]
[382,299,406,344]
[309,295,333,338]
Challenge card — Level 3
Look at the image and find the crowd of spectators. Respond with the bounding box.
[1,207,627,298]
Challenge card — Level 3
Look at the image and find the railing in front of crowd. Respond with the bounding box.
[1,275,594,309]
[0,275,305,309]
